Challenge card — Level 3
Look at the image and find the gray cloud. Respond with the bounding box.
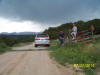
[0,0,100,25]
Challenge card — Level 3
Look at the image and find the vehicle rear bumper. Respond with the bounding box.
[35,41,50,45]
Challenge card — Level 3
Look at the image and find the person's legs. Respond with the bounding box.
[58,39,64,47]
[61,39,64,46]
[73,33,77,43]
[58,39,61,48]
[71,32,75,40]
[73,32,77,39]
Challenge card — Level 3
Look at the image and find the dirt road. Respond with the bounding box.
[0,43,74,75]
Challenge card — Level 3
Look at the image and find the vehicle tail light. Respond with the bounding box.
[35,38,40,40]
[45,38,50,40]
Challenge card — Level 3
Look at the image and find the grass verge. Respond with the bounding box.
[0,42,11,54]
[49,39,100,75]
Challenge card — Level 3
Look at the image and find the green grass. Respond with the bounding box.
[49,38,100,75]
[0,42,11,54]
[13,42,32,47]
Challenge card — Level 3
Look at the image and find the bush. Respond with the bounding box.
[0,42,10,53]
[0,35,34,47]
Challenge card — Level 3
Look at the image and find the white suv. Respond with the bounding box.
[34,33,50,47]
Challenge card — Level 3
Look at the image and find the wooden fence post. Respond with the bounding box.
[68,29,72,49]
[90,25,95,41]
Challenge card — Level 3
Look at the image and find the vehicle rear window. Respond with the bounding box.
[37,34,48,37]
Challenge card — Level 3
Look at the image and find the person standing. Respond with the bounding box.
[59,31,65,47]
[71,24,77,40]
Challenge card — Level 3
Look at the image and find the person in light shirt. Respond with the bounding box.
[71,24,77,40]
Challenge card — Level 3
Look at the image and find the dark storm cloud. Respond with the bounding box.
[0,0,100,25]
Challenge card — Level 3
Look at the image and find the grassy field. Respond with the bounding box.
[49,35,100,75]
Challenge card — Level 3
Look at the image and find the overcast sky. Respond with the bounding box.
[0,0,100,32]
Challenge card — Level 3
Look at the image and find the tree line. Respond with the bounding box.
[44,19,100,39]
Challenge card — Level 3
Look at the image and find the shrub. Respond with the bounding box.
[0,42,10,53]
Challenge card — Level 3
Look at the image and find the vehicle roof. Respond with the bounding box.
[36,33,49,37]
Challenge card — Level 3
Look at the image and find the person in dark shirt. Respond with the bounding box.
[59,31,65,47]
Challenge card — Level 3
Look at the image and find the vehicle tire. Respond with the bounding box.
[35,44,38,47]
[47,44,50,47]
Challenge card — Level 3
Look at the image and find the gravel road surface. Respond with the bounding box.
[0,43,75,75]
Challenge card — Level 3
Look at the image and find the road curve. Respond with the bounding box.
[0,43,74,75]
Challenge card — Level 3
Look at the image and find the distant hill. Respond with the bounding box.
[0,32,42,36]
[0,32,43,46]
[44,19,100,39]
